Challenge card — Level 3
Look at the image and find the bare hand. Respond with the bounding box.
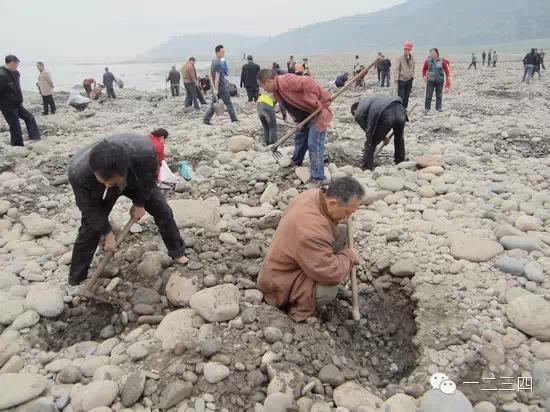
[130,205,145,222]
[104,232,117,254]
[348,248,360,264]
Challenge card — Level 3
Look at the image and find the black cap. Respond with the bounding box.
[247,55,253,61]
[5,55,20,64]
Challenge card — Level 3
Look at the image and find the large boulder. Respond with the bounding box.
[449,234,503,262]
[506,294,550,341]
[189,284,240,322]
[70,380,119,412]
[419,389,473,412]
[333,382,384,411]
[154,309,199,350]
[228,135,255,152]
[0,373,48,409]
[376,176,404,192]
[25,284,64,318]
[166,272,196,306]
[20,215,55,237]
[168,198,220,230]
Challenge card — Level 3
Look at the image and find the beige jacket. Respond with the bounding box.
[182,62,197,84]
[38,70,54,96]
[394,54,415,82]
[257,189,355,321]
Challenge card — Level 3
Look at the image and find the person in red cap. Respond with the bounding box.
[394,42,415,108]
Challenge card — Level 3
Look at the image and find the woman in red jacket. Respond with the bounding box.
[421,48,451,113]
[148,128,168,181]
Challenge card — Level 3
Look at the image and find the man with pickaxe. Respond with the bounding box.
[67,134,188,287]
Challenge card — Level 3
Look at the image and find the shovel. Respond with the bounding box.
[271,57,382,160]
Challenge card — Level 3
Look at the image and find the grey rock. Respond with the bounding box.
[474,401,496,412]
[524,262,545,283]
[169,198,220,230]
[264,327,283,344]
[200,339,223,358]
[203,362,230,383]
[333,382,384,410]
[20,215,55,236]
[243,242,264,258]
[58,365,82,384]
[189,284,240,322]
[506,294,550,341]
[228,135,255,152]
[25,285,64,317]
[263,392,296,412]
[70,380,119,412]
[494,256,524,276]
[419,389,473,412]
[390,259,417,277]
[0,373,48,409]
[376,176,404,192]
[126,342,149,361]
[166,272,196,307]
[449,234,503,262]
[131,287,161,306]
[258,211,284,230]
[318,364,345,386]
[11,310,40,330]
[500,236,540,252]
[159,380,193,409]
[12,397,57,412]
[0,298,25,325]
[533,361,550,399]
[121,371,146,407]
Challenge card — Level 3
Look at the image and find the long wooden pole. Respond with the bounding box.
[346,217,361,321]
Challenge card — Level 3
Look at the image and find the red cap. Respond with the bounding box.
[404,42,413,50]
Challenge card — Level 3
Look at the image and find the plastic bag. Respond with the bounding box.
[159,160,180,184]
[177,161,194,181]
[66,92,93,106]
[214,100,225,116]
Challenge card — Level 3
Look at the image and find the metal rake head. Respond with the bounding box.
[271,145,283,160]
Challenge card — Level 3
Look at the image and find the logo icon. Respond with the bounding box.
[430,373,457,395]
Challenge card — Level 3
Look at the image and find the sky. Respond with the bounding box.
[0,0,405,62]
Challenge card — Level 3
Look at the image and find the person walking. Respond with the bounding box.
[83,78,96,97]
[522,48,538,83]
[492,51,498,68]
[422,48,451,113]
[487,49,492,68]
[539,49,546,70]
[287,56,296,74]
[379,55,392,87]
[394,42,415,109]
[258,69,332,186]
[182,57,205,109]
[376,52,384,83]
[240,55,261,102]
[166,66,181,97]
[36,61,56,115]
[482,50,487,66]
[533,49,543,79]
[103,67,116,99]
[0,55,41,146]
[468,53,477,70]
[203,45,238,125]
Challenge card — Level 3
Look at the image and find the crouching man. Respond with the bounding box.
[351,95,408,171]
[257,177,363,321]
[68,134,187,286]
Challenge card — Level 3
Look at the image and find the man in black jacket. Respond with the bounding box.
[167,66,181,97]
[240,55,261,102]
[0,55,41,146]
[67,134,187,286]
[379,56,392,87]
[103,67,116,98]
[522,49,539,84]
[351,95,407,171]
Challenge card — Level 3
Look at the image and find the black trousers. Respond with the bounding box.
[397,79,413,108]
[425,80,443,111]
[246,87,259,102]
[68,186,185,284]
[106,85,116,98]
[170,84,180,97]
[184,83,203,109]
[257,102,277,145]
[42,94,56,114]
[468,62,477,70]
[1,105,41,146]
[362,103,406,171]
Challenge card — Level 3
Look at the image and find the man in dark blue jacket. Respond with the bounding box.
[335,73,349,88]
[0,55,41,146]
[67,134,187,286]
[103,67,116,98]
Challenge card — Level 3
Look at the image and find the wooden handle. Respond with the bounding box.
[85,218,134,293]
[271,57,382,151]
[346,218,361,321]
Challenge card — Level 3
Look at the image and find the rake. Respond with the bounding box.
[271,57,382,160]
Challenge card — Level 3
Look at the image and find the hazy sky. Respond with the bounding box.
[1,0,405,62]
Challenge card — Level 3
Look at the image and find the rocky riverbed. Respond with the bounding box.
[1,59,550,412]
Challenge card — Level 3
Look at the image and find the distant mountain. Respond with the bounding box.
[139,0,550,60]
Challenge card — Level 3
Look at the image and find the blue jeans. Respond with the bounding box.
[292,121,326,181]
